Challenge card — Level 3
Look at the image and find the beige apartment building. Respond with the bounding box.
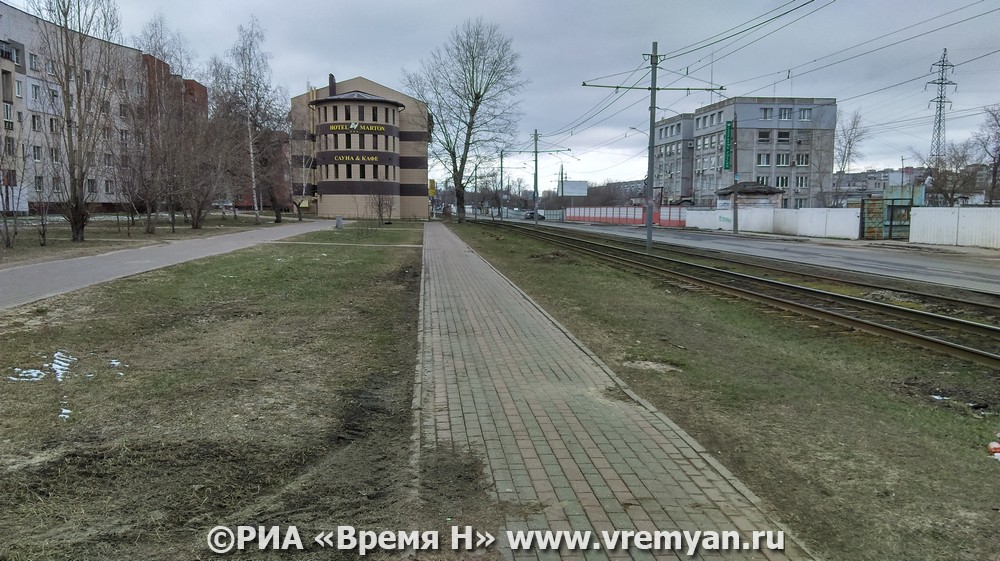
[290,75,430,219]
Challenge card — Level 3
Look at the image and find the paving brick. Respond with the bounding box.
[415,224,815,561]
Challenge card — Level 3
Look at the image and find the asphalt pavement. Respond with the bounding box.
[0,220,335,311]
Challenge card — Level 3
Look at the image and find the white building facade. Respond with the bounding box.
[654,97,836,208]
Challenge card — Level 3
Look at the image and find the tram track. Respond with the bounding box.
[476,221,1000,370]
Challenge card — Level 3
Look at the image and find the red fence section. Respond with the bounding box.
[564,206,687,228]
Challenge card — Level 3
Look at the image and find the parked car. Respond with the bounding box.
[523,211,544,220]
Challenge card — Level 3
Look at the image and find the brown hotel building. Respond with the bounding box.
[290,75,430,219]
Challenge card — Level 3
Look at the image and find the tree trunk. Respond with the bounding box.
[267,187,282,223]
[455,185,466,223]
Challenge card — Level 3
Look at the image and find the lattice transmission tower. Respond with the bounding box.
[927,48,956,169]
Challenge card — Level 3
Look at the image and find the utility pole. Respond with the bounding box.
[499,149,504,219]
[732,112,739,235]
[644,42,662,250]
[583,44,723,251]
[901,155,912,206]
[528,129,570,225]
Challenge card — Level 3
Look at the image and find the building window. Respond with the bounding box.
[104,180,113,194]
[709,113,716,126]
[34,175,43,192]
[15,80,21,98]
[796,176,809,188]
[756,153,770,166]
[799,108,812,121]
[87,178,96,193]
[384,107,389,123]
[757,130,771,143]
[120,154,129,167]
[796,153,810,167]
[795,198,807,209]
[345,105,351,120]
[101,100,110,113]
[84,69,91,84]
[756,176,769,185]
[775,176,789,188]
[778,108,793,120]
[777,131,791,143]
[32,145,41,161]
[104,152,112,166]
[3,137,13,157]
[119,129,128,145]
[49,118,59,133]
[31,84,39,101]
[119,103,127,117]
[29,53,40,71]
[332,106,338,121]
[346,165,352,179]
[359,165,366,179]
[760,108,772,120]
[52,176,62,192]
[50,146,59,160]
[776,153,789,166]
[45,59,55,74]
[49,88,58,101]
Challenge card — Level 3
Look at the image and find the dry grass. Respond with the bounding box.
[0,213,287,270]
[454,221,1000,561]
[0,224,504,560]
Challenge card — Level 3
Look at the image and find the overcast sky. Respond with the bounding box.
[25,0,1000,192]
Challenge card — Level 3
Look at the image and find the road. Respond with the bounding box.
[0,220,334,311]
[541,221,1000,295]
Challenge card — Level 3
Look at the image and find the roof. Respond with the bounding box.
[308,89,405,109]
[715,182,786,196]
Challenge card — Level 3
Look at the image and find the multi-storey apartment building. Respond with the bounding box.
[0,1,205,215]
[654,97,836,208]
[290,75,430,220]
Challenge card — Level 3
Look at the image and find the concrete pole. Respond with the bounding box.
[645,42,658,251]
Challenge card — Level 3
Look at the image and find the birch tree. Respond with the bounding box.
[225,17,287,224]
[403,18,526,223]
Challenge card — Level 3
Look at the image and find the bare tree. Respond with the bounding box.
[367,188,396,224]
[403,18,526,223]
[29,0,131,242]
[917,139,983,206]
[829,110,870,207]
[975,105,1000,206]
[0,97,42,248]
[224,17,288,224]
[288,98,314,221]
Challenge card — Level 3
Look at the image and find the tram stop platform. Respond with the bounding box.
[414,223,817,561]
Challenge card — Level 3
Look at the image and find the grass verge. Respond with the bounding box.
[1,224,504,560]
[453,221,1000,561]
[0,214,288,270]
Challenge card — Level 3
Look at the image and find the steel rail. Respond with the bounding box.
[485,222,1000,369]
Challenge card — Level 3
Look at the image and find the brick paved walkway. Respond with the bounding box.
[415,223,815,561]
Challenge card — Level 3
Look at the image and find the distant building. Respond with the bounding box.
[653,97,836,208]
[0,2,206,214]
[289,75,430,219]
